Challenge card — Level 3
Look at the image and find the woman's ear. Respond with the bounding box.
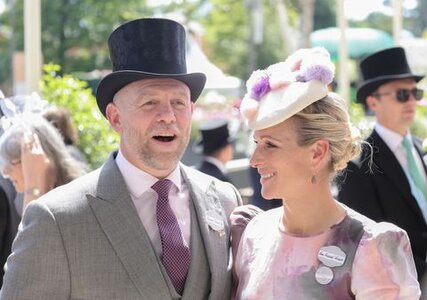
[106,103,122,133]
[311,139,329,169]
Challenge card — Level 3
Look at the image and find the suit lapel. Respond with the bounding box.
[369,131,425,218]
[180,165,228,296]
[413,136,427,174]
[88,154,171,299]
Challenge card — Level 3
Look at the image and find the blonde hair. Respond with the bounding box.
[293,93,362,175]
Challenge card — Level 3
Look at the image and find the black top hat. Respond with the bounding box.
[193,119,235,155]
[356,47,424,103]
[96,18,206,117]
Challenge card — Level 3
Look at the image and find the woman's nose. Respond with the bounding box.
[250,147,263,168]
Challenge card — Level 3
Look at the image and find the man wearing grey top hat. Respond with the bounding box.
[338,47,427,280]
[1,18,242,299]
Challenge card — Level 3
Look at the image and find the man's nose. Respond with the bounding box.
[157,103,176,123]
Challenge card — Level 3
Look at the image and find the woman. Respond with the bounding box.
[232,48,420,299]
[0,114,86,212]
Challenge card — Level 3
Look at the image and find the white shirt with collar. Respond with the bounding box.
[115,150,191,257]
[375,123,427,181]
[375,123,427,222]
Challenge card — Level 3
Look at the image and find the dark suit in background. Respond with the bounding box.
[0,91,20,287]
[198,160,231,183]
[338,130,427,278]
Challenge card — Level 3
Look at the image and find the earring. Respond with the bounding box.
[311,174,317,184]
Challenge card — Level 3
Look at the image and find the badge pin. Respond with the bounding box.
[206,213,224,232]
[315,266,333,285]
[317,245,346,268]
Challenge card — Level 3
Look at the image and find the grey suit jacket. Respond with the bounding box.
[0,153,242,299]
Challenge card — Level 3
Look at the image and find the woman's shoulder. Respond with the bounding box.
[344,205,408,241]
[231,205,281,229]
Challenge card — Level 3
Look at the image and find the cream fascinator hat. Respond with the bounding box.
[240,47,335,130]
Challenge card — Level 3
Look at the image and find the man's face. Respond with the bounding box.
[106,78,194,178]
[367,79,419,135]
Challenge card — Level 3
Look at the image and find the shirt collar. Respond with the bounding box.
[115,150,182,198]
[374,123,412,152]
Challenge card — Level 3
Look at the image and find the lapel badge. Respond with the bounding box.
[317,245,346,268]
[206,211,225,237]
[315,266,333,285]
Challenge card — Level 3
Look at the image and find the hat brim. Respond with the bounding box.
[356,74,424,103]
[247,80,328,130]
[96,70,206,117]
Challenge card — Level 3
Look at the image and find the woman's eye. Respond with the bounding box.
[265,142,277,149]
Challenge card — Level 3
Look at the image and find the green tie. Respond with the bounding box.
[402,136,427,200]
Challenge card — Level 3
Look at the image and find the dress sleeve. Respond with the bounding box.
[230,204,263,299]
[351,222,421,299]
[230,205,263,259]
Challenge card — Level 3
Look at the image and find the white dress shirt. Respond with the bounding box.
[115,151,191,257]
[375,124,427,182]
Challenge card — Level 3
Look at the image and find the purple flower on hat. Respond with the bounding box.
[247,70,271,101]
[299,63,334,85]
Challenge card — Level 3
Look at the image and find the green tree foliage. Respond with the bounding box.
[201,0,250,80]
[41,64,119,169]
[0,0,154,82]
[202,0,298,80]
[313,0,335,30]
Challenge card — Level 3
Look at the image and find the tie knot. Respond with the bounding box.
[402,136,412,152]
[152,179,173,198]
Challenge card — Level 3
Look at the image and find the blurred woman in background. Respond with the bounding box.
[0,115,86,212]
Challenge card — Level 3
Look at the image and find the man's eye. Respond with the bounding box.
[142,101,155,106]
[265,142,276,148]
[173,100,187,107]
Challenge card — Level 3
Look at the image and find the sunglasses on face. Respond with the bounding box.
[372,88,424,103]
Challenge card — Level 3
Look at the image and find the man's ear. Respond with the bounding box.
[366,95,378,112]
[106,102,122,133]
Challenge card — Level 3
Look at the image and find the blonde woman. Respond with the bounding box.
[232,48,420,299]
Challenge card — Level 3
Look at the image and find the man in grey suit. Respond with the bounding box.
[0,18,242,299]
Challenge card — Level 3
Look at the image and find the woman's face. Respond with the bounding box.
[2,159,24,192]
[250,117,313,200]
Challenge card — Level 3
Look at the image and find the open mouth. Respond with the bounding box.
[153,135,176,142]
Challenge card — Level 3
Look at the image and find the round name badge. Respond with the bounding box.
[317,245,346,268]
[315,266,333,285]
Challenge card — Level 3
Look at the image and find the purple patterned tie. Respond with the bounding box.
[152,179,190,295]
